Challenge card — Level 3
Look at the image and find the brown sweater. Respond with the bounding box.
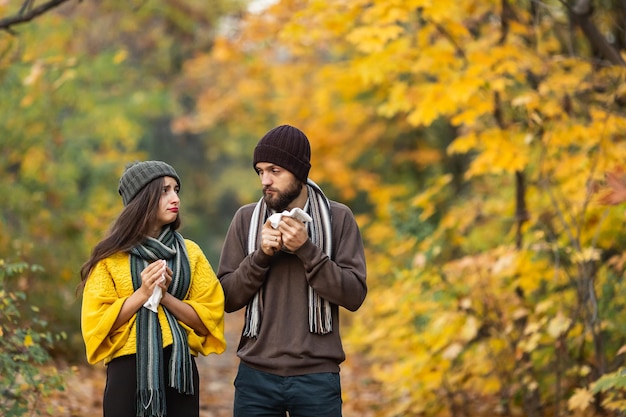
[217,200,367,376]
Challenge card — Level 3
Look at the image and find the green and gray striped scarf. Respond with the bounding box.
[244,179,333,338]
[130,226,193,417]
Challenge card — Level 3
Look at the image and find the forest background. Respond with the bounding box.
[3,0,626,416]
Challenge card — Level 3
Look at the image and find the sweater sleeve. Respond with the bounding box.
[81,259,135,365]
[217,205,274,313]
[296,202,367,311]
[183,240,227,356]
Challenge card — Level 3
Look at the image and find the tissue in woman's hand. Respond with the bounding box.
[268,208,312,229]
[144,271,166,313]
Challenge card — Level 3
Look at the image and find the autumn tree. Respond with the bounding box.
[173,0,626,415]
[0,0,245,355]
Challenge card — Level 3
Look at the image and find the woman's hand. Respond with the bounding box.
[161,265,173,298]
[111,259,170,331]
[139,260,170,299]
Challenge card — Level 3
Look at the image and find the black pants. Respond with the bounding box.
[103,347,200,417]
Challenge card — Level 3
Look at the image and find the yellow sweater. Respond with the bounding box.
[81,239,226,365]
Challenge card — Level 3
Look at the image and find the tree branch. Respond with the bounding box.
[570,0,626,66]
[0,0,74,33]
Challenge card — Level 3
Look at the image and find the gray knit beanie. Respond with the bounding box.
[118,161,181,206]
[253,125,311,183]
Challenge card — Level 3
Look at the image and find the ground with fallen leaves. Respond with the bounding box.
[39,311,382,417]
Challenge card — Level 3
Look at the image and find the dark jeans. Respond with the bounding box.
[103,346,200,417]
[233,362,342,417]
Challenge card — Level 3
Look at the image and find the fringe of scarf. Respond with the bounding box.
[244,179,333,338]
[130,226,194,417]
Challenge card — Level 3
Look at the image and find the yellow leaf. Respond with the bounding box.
[547,313,571,338]
[24,334,34,347]
[571,247,601,263]
[458,297,472,310]
[520,332,541,352]
[113,49,128,64]
[460,316,478,341]
[347,25,404,53]
[22,147,48,181]
[535,300,553,314]
[448,132,478,155]
[20,94,35,108]
[23,60,44,86]
[442,342,464,360]
[568,387,594,411]
[512,308,529,321]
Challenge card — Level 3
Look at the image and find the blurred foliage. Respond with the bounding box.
[0,259,67,417]
[5,0,626,416]
[0,0,247,358]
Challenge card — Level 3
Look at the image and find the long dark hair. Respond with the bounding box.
[78,177,181,290]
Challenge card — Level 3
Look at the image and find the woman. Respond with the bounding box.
[80,160,226,417]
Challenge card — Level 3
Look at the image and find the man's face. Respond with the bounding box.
[255,162,302,212]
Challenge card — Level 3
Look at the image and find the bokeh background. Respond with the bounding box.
[3,0,626,416]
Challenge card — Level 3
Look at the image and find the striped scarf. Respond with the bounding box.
[130,226,194,417]
[244,179,333,338]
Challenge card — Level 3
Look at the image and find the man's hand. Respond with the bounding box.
[278,216,309,252]
[261,220,283,255]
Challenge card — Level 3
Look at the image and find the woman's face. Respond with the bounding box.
[154,176,180,230]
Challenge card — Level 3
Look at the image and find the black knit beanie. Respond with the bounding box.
[253,125,311,183]
[118,161,181,206]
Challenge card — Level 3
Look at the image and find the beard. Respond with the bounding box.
[264,180,303,212]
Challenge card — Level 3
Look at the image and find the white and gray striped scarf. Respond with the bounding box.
[244,179,333,338]
[130,226,193,417]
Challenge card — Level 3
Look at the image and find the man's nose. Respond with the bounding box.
[260,173,272,186]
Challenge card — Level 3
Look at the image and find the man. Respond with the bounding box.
[217,124,367,417]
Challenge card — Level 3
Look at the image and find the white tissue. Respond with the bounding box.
[144,272,165,313]
[268,208,312,229]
